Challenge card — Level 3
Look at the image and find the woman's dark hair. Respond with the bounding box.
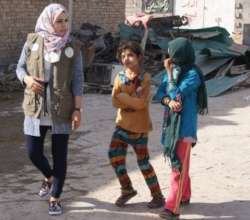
[116,40,143,64]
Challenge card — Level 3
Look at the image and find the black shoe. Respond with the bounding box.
[147,195,165,209]
[115,190,137,207]
[48,201,63,216]
[159,209,180,219]
[38,179,52,197]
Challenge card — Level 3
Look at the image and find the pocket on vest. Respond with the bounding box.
[22,91,36,113]
[57,94,74,119]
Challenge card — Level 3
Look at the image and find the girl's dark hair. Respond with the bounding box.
[116,40,143,64]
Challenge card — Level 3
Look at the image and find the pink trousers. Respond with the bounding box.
[165,140,192,214]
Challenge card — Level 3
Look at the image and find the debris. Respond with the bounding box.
[196,56,232,77]
[230,64,247,75]
[206,74,249,97]
[215,59,235,78]
[140,22,250,97]
[0,64,22,92]
[71,17,250,96]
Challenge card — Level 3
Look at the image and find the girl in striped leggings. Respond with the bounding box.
[108,41,164,208]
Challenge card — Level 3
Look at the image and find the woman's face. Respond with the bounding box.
[53,12,69,36]
[121,49,141,69]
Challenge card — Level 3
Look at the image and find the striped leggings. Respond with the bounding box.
[108,127,162,197]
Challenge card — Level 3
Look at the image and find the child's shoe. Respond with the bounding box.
[147,193,165,208]
[181,199,190,206]
[159,209,180,219]
[115,189,137,207]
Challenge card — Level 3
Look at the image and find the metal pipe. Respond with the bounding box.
[202,0,206,27]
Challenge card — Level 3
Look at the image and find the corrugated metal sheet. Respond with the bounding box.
[206,74,249,96]
[119,22,250,97]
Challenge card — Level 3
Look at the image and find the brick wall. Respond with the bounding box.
[73,0,125,33]
[0,0,125,64]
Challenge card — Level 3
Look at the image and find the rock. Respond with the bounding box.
[6,73,17,81]
[0,65,8,76]
[7,64,17,74]
[0,72,21,92]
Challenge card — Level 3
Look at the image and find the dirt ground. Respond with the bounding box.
[0,88,250,220]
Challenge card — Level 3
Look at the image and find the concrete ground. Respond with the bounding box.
[0,88,250,220]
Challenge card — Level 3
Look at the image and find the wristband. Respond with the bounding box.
[161,96,170,106]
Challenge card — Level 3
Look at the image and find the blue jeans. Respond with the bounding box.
[25,126,69,198]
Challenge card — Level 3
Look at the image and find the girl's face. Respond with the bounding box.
[53,12,69,36]
[121,49,141,69]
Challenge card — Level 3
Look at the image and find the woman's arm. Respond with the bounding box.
[16,42,43,94]
[72,51,84,97]
[16,43,28,85]
[71,51,84,130]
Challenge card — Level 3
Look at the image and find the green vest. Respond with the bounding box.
[23,33,81,123]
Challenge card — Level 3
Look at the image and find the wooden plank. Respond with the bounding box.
[230,64,248,75]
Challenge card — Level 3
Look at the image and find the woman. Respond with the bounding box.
[16,3,83,216]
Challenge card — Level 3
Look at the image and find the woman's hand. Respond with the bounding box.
[24,75,44,95]
[164,58,174,81]
[71,110,81,130]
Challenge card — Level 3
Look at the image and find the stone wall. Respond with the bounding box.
[0,0,125,64]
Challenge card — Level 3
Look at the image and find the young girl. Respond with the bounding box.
[108,41,164,208]
[154,37,207,219]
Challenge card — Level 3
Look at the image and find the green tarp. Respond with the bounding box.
[196,56,231,76]
[119,22,250,97]
[119,24,244,58]
[206,74,249,97]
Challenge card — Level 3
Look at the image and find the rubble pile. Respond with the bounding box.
[2,16,250,96]
[0,64,22,92]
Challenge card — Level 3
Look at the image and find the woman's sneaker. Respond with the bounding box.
[38,180,52,197]
[48,201,63,216]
